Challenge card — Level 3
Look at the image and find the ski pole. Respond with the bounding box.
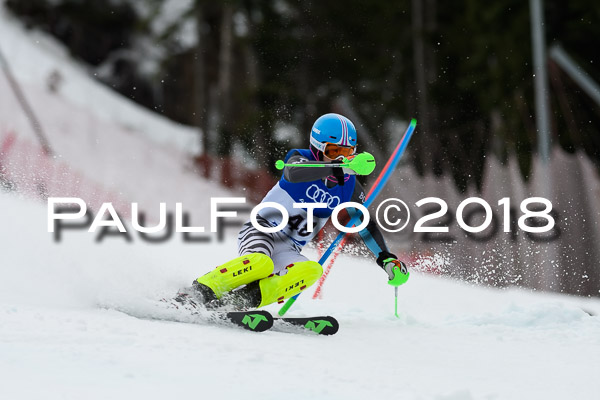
[275,153,375,176]
[275,160,349,170]
[394,286,399,318]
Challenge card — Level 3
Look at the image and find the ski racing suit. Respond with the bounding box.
[237,148,394,272]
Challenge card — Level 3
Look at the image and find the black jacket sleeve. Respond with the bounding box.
[349,180,398,265]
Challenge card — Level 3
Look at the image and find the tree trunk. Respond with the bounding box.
[216,2,234,155]
[194,1,207,155]
[412,0,429,172]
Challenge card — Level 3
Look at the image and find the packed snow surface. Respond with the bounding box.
[1,193,599,400]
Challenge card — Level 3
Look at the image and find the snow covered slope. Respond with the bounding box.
[0,2,237,226]
[0,3,199,154]
[1,193,599,400]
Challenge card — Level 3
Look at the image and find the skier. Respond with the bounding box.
[181,113,409,309]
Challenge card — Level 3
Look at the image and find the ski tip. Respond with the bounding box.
[226,310,274,332]
[410,118,417,126]
[275,160,285,170]
[277,316,339,335]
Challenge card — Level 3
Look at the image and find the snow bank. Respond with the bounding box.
[0,4,200,154]
[0,2,240,226]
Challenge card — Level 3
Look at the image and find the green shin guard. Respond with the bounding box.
[196,253,274,299]
[257,261,323,308]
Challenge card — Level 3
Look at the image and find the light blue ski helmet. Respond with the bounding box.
[309,113,357,158]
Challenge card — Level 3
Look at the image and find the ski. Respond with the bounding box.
[190,311,338,335]
[161,293,336,334]
[274,316,339,335]
[218,310,274,332]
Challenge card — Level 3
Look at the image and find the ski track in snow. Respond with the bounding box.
[1,193,600,400]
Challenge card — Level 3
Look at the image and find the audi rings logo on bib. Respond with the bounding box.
[305,184,341,209]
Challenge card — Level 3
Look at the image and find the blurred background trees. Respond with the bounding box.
[6,0,600,191]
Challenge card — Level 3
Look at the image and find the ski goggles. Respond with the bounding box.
[323,143,356,159]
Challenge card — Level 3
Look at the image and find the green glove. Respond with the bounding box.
[343,152,376,176]
[383,258,410,287]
